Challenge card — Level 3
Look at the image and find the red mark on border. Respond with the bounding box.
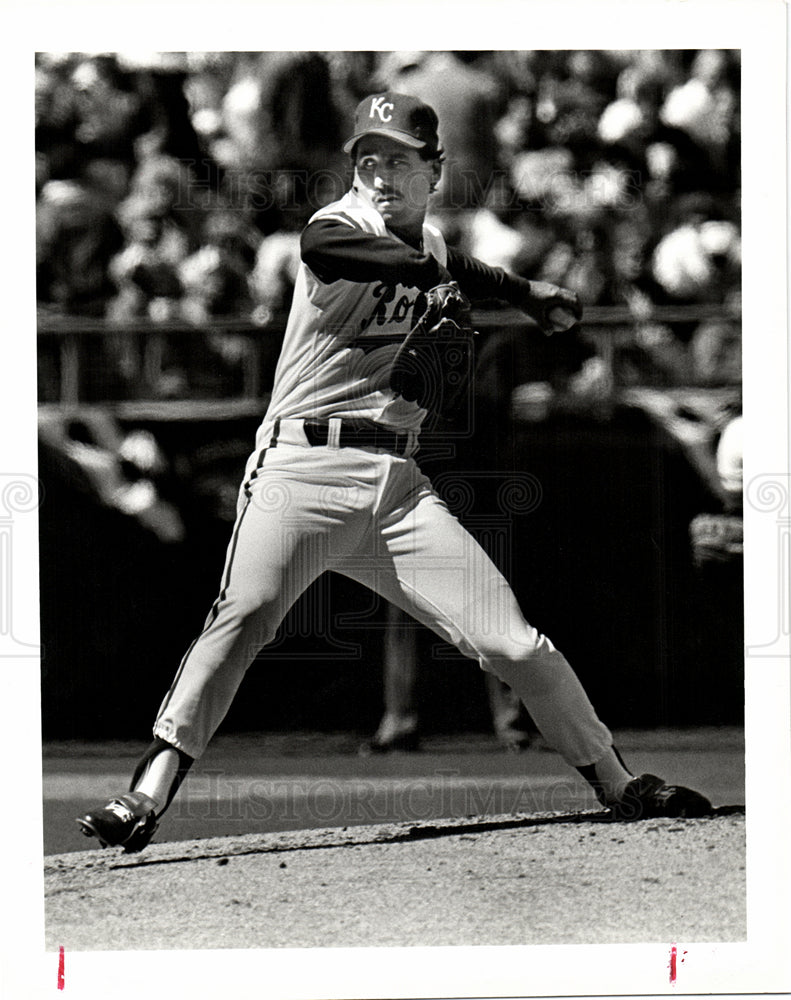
[669,944,688,985]
[57,946,65,990]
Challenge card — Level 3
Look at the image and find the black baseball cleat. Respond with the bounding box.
[608,773,713,821]
[76,792,159,853]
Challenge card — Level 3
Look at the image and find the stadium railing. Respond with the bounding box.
[36,304,741,415]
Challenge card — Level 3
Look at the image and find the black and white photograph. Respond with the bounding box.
[2,1,789,998]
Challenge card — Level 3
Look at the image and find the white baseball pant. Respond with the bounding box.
[153,419,614,766]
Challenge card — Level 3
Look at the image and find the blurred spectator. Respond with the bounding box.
[179,211,254,323]
[660,50,739,189]
[598,74,671,181]
[125,154,205,246]
[249,231,302,327]
[179,212,258,384]
[546,222,609,304]
[107,193,187,324]
[181,55,233,160]
[494,94,534,167]
[565,50,619,105]
[36,58,81,187]
[689,319,742,386]
[465,202,541,276]
[106,153,210,321]
[597,54,708,193]
[594,215,687,385]
[531,51,616,169]
[69,55,145,176]
[382,51,505,210]
[510,146,576,211]
[37,178,124,316]
[615,50,686,101]
[325,51,380,123]
[715,412,743,508]
[216,53,267,170]
[460,174,554,276]
[215,52,346,232]
[121,53,220,186]
[652,214,741,304]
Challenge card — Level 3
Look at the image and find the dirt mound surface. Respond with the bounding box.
[46,809,745,951]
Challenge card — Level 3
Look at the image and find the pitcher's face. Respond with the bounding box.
[353,135,440,233]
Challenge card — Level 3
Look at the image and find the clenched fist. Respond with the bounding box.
[520,280,582,335]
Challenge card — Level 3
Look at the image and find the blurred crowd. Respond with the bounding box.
[36,49,742,388]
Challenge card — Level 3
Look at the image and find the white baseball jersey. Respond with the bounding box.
[254,189,447,446]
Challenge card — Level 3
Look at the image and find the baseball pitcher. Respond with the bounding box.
[78,92,710,852]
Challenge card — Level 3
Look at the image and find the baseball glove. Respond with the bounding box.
[389,282,477,419]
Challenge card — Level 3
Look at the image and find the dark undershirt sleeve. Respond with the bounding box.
[300,218,446,291]
[300,217,532,308]
[445,246,531,307]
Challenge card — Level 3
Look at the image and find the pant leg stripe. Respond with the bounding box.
[155,635,200,723]
[158,416,280,722]
[270,416,282,447]
[243,418,279,497]
[205,492,252,628]
[156,493,252,719]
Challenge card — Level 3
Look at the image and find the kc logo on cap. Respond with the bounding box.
[369,96,394,123]
[343,92,440,155]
